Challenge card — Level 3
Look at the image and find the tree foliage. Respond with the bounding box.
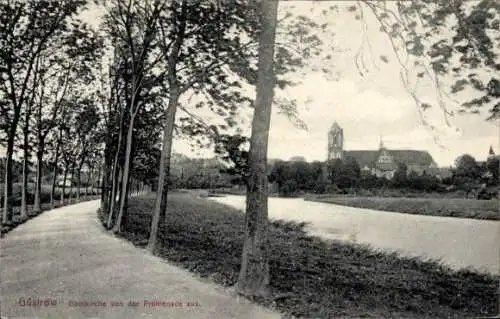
[353,0,499,121]
[214,134,249,184]
[0,0,95,222]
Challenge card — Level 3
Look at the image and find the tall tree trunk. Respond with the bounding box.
[2,49,42,225]
[50,135,61,209]
[109,163,117,225]
[76,162,83,202]
[117,165,124,208]
[50,165,58,209]
[97,164,102,197]
[108,112,126,227]
[101,158,110,211]
[34,147,44,213]
[107,163,122,228]
[85,172,88,199]
[93,169,96,196]
[148,88,180,252]
[107,161,115,206]
[60,161,69,205]
[2,139,15,225]
[0,160,3,213]
[21,104,34,218]
[113,113,136,233]
[69,162,75,203]
[160,173,169,217]
[21,127,30,218]
[147,1,188,249]
[235,0,278,297]
[101,147,109,206]
[89,165,95,197]
[21,155,29,218]
[122,160,134,228]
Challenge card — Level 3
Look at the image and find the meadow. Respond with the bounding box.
[304,195,500,220]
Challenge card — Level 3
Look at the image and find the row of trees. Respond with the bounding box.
[95,0,322,296]
[168,154,234,189]
[266,158,437,196]
[451,154,499,198]
[1,1,106,221]
[264,154,499,197]
[1,0,281,295]
[2,0,498,298]
[269,160,325,195]
[83,0,318,297]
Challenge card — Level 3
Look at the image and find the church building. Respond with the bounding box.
[327,121,438,179]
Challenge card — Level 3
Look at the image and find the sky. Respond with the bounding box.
[80,1,499,168]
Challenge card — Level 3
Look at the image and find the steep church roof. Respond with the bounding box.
[376,160,398,171]
[344,151,378,168]
[391,150,436,166]
[330,121,341,131]
[488,145,495,156]
[344,149,436,169]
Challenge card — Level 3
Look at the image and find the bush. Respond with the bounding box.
[279,180,298,197]
[325,184,346,194]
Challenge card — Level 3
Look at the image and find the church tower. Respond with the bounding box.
[328,122,344,160]
[488,145,495,160]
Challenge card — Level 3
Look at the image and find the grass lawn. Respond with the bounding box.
[305,195,500,221]
[99,192,499,318]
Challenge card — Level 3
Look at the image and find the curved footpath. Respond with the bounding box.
[0,200,280,319]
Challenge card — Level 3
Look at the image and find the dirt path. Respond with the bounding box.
[0,200,280,319]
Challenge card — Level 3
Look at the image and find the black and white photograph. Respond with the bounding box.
[0,0,499,318]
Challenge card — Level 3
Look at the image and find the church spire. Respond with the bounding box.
[330,121,341,131]
[488,145,495,159]
[379,134,385,150]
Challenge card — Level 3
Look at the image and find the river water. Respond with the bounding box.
[209,195,499,274]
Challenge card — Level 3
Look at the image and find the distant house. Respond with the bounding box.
[327,121,438,179]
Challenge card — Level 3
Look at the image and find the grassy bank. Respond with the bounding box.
[0,183,95,207]
[99,192,498,318]
[1,185,101,236]
[305,195,500,221]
